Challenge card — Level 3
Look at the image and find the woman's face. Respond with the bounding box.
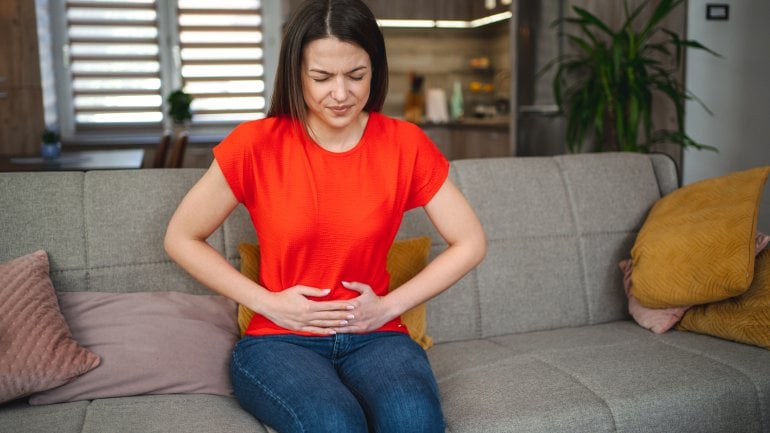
[301,37,372,135]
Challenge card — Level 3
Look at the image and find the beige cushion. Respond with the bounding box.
[0,251,100,404]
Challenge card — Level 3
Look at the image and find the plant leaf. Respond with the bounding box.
[572,6,615,37]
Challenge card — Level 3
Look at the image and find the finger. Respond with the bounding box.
[300,326,338,336]
[297,287,331,298]
[308,311,355,322]
[311,301,356,312]
[307,318,353,328]
[341,281,367,293]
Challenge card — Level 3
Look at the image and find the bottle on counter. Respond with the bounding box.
[404,73,425,124]
[450,79,464,121]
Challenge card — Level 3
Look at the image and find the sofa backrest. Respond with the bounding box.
[0,169,252,295]
[395,153,678,343]
[0,153,677,343]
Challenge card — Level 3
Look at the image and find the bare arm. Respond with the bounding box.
[340,178,487,332]
[164,161,354,335]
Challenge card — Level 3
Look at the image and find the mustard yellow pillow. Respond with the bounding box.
[237,237,434,349]
[237,243,260,336]
[677,249,770,350]
[386,237,433,349]
[631,166,770,308]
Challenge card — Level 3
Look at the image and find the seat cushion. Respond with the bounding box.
[0,400,89,433]
[74,395,265,433]
[428,321,770,433]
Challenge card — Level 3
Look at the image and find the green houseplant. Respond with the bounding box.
[40,127,61,160]
[543,0,719,153]
[167,89,193,126]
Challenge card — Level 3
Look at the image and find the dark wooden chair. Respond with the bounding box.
[166,131,188,168]
[152,131,172,168]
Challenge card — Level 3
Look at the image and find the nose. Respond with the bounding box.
[331,77,347,102]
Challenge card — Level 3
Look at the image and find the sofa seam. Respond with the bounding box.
[80,394,236,408]
[81,400,95,433]
[472,265,482,339]
[48,252,242,273]
[434,351,525,385]
[50,259,182,273]
[485,230,639,244]
[655,337,768,431]
[649,156,668,198]
[434,347,620,432]
[529,354,619,433]
[221,220,230,267]
[81,174,91,292]
[554,158,593,325]
[435,331,644,384]
[453,163,484,339]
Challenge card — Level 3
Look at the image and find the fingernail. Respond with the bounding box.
[346,314,354,320]
[329,329,336,335]
[341,281,351,286]
[322,289,331,294]
[340,320,348,326]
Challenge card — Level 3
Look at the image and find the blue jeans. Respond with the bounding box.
[230,331,445,433]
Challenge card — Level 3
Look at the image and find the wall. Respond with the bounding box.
[683,1,770,232]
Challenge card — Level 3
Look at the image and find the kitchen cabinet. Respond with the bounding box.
[363,0,436,20]
[286,1,511,21]
[453,127,511,159]
[421,125,452,158]
[422,122,512,160]
[469,1,512,19]
[434,0,472,21]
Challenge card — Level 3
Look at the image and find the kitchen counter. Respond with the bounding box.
[417,118,513,159]
[420,116,510,130]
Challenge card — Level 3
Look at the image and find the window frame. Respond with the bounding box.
[49,0,280,144]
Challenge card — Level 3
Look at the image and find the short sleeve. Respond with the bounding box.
[212,122,256,206]
[405,127,450,210]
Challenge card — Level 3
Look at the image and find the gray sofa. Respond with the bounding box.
[1,152,769,433]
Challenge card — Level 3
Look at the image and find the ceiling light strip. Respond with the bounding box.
[377,12,511,29]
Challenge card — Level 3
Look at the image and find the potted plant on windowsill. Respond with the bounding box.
[41,128,61,160]
[542,0,720,153]
[167,89,193,133]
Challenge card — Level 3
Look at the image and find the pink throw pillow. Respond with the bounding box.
[0,251,100,404]
[620,231,770,334]
[619,258,690,334]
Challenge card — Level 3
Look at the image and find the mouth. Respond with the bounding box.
[328,105,352,115]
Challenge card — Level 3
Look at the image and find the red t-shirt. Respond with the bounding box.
[213,112,449,336]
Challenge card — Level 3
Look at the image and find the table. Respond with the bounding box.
[0,149,146,172]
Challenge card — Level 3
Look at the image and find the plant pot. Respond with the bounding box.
[41,142,61,160]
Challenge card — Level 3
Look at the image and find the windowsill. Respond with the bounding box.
[62,132,227,150]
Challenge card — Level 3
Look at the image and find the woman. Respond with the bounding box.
[164,0,486,431]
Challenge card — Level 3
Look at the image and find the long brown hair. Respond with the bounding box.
[267,0,388,126]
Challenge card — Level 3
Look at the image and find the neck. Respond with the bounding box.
[307,112,369,153]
